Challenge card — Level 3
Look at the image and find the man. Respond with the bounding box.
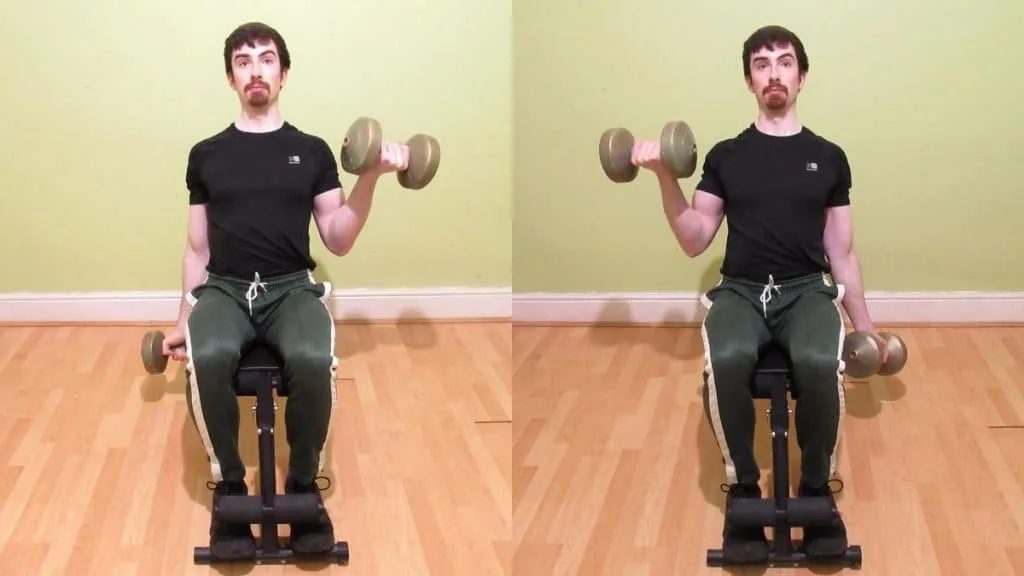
[633,25,880,562]
[161,22,408,560]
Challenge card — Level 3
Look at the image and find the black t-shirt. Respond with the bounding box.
[696,124,852,283]
[185,122,342,280]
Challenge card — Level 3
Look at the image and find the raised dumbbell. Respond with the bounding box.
[598,121,698,183]
[340,116,441,190]
[842,331,908,378]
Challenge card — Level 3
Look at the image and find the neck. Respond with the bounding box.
[235,104,284,133]
[754,107,802,136]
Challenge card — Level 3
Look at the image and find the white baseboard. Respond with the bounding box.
[0,287,511,323]
[512,291,1024,325]
[4,288,1022,325]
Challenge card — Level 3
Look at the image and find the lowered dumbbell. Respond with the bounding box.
[141,330,169,374]
[598,121,698,183]
[140,330,186,375]
[842,331,908,378]
[340,116,441,190]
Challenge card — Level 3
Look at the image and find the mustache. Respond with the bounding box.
[763,83,787,95]
[246,81,268,91]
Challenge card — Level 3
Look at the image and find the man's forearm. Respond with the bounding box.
[657,172,705,256]
[830,251,874,332]
[327,172,380,255]
[177,247,208,329]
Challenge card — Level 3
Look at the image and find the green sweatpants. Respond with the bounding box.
[700,272,847,489]
[183,269,337,485]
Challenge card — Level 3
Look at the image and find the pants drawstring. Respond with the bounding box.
[245,272,268,315]
[759,274,780,318]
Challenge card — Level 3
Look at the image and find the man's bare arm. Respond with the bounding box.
[657,171,725,257]
[312,172,380,257]
[176,204,210,330]
[823,204,874,332]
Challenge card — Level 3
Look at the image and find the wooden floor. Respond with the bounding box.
[5,323,1024,575]
[514,325,1024,575]
[0,322,510,575]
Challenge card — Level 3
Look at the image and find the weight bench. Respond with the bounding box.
[705,343,862,569]
[192,343,350,565]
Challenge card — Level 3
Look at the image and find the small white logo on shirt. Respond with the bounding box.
[806,162,818,172]
[288,155,301,165]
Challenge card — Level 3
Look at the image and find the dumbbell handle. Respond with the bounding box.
[630,139,664,162]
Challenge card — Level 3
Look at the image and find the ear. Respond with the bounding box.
[280,68,288,88]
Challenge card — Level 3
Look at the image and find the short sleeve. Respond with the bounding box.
[186,144,209,205]
[313,138,342,197]
[827,146,852,207]
[696,142,726,199]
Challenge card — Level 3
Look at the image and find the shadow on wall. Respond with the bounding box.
[586,256,724,361]
[310,256,438,352]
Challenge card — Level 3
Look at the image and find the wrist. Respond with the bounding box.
[357,171,382,186]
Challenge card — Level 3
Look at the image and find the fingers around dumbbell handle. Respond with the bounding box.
[877,331,908,375]
[397,133,441,190]
[843,330,908,378]
[598,121,698,183]
[596,130,672,182]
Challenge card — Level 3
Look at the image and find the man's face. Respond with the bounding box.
[746,43,804,112]
[227,39,287,109]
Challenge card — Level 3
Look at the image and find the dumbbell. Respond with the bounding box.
[842,331,908,378]
[140,330,184,375]
[340,116,441,190]
[598,121,698,183]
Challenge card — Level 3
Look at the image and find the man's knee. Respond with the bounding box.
[189,339,242,379]
[789,348,842,398]
[280,345,334,388]
[706,340,760,385]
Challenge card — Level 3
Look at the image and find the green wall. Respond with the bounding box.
[3,2,1022,296]
[0,1,511,292]
[514,0,1024,293]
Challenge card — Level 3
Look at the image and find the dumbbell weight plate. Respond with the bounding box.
[397,134,441,190]
[877,332,908,375]
[340,117,383,175]
[141,330,168,375]
[660,121,698,179]
[842,331,883,379]
[598,128,638,183]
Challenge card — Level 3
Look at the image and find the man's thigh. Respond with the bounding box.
[260,287,335,365]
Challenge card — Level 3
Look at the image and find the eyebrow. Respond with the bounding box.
[752,52,795,63]
[234,49,277,61]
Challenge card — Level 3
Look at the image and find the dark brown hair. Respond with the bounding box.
[223,22,291,75]
[742,25,808,79]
